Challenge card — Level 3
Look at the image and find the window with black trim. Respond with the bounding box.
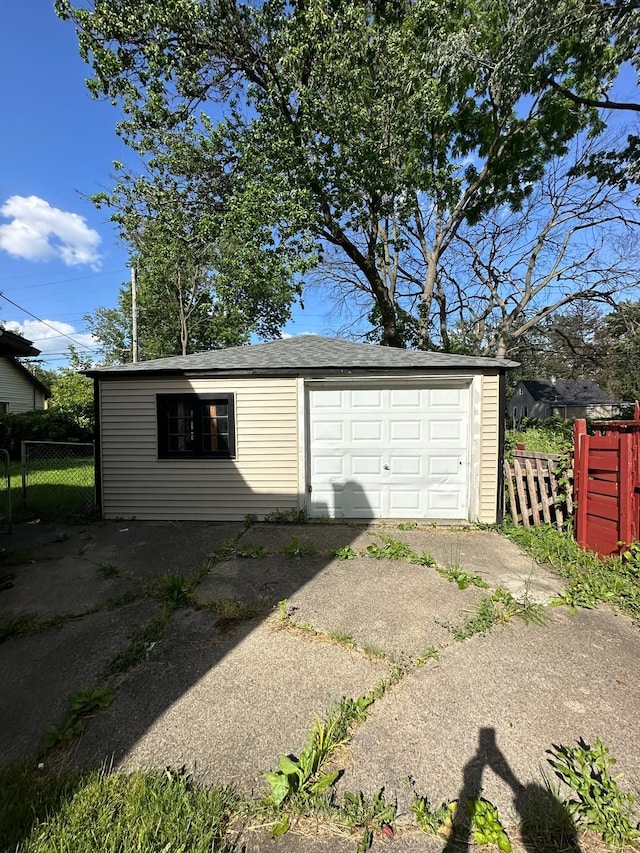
[157,394,235,459]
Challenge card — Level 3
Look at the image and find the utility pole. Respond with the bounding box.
[131,263,139,363]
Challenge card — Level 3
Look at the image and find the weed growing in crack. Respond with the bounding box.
[330,545,357,560]
[234,544,268,559]
[41,686,112,754]
[396,520,418,530]
[437,564,489,589]
[339,789,396,851]
[444,588,544,640]
[146,574,195,609]
[98,563,124,579]
[109,614,168,674]
[547,738,640,847]
[415,646,440,665]
[264,508,308,524]
[205,597,269,621]
[363,534,415,561]
[283,536,316,558]
[409,550,437,567]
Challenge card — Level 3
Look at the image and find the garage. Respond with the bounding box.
[308,383,471,519]
[87,335,515,524]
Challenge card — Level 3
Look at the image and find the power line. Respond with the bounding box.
[0,292,95,352]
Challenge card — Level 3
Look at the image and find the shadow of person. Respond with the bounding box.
[516,782,582,852]
[443,728,581,852]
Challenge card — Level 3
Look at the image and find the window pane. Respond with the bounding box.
[166,401,195,452]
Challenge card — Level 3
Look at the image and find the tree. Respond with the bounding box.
[57,0,639,349]
[594,301,640,401]
[49,347,94,429]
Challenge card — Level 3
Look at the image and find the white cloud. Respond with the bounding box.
[0,195,102,268]
[5,319,96,356]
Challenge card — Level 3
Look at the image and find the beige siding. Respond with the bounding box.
[99,377,299,521]
[0,358,45,412]
[479,372,500,523]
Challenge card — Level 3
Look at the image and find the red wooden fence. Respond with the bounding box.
[573,407,640,558]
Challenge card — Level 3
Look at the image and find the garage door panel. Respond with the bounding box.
[308,385,469,519]
[351,420,383,441]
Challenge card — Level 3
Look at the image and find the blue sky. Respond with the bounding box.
[0,2,325,368]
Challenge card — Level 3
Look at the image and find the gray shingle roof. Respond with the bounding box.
[521,379,616,405]
[86,335,518,377]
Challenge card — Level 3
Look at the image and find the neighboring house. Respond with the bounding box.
[86,335,517,524]
[0,330,50,413]
[508,378,620,422]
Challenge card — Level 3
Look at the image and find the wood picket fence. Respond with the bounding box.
[503,449,573,530]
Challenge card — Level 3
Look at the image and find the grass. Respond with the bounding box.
[445,588,545,641]
[0,765,239,853]
[108,613,168,674]
[5,458,95,523]
[501,523,640,618]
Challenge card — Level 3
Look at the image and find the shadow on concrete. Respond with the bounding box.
[443,728,581,852]
[0,478,379,848]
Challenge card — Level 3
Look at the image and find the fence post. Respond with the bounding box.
[573,419,588,547]
[619,433,633,549]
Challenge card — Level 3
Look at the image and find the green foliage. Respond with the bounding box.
[501,524,640,618]
[146,573,195,608]
[437,564,490,590]
[263,696,373,812]
[467,797,512,851]
[0,410,93,460]
[330,545,357,560]
[504,419,574,461]
[339,789,396,850]
[48,347,94,429]
[243,513,258,527]
[264,508,308,524]
[363,534,415,561]
[42,686,112,753]
[109,615,168,674]
[548,739,640,847]
[415,646,440,665]
[396,520,418,530]
[412,795,452,836]
[206,597,269,621]
[445,589,544,641]
[234,544,268,559]
[283,536,316,559]
[2,767,238,853]
[409,551,437,567]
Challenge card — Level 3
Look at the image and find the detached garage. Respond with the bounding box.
[87,336,516,523]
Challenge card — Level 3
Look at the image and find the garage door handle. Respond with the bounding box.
[383,464,390,470]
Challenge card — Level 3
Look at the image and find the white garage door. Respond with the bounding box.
[308,384,470,519]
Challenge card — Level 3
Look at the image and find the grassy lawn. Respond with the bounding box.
[0,458,95,524]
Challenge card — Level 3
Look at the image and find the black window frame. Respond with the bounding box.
[156,393,236,460]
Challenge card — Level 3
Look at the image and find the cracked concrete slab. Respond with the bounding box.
[73,609,389,794]
[338,606,640,827]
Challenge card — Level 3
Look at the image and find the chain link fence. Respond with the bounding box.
[21,441,96,520]
[0,449,11,533]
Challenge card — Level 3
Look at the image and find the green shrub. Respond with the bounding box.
[504,417,574,461]
[0,410,94,459]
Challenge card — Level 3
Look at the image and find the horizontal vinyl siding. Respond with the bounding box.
[479,373,500,524]
[99,377,299,521]
[0,359,44,412]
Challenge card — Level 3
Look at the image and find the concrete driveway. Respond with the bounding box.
[1,519,638,851]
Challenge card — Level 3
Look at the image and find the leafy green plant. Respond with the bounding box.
[409,550,437,567]
[109,614,168,673]
[330,545,357,560]
[503,523,640,618]
[547,738,640,847]
[42,687,112,753]
[467,797,512,851]
[396,520,418,530]
[445,588,543,641]
[339,789,396,852]
[234,544,268,558]
[283,536,316,558]
[263,696,374,813]
[412,795,453,836]
[98,563,124,579]
[243,513,258,526]
[415,646,440,665]
[147,573,195,608]
[264,508,308,524]
[363,534,415,561]
[437,564,489,590]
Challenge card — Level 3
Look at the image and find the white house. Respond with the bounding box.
[0,330,49,413]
